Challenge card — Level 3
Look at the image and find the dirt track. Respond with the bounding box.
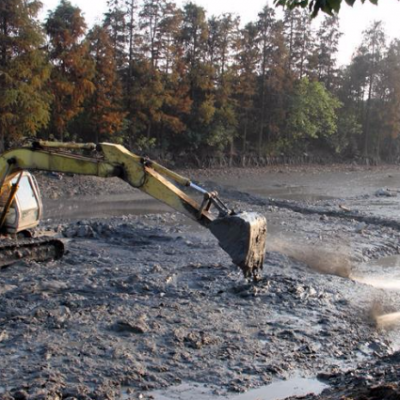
[2,165,400,400]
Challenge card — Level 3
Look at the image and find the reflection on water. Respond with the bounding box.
[231,378,328,400]
[252,186,334,202]
[147,378,328,400]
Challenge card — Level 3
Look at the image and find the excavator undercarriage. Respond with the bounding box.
[0,237,64,269]
[0,141,267,278]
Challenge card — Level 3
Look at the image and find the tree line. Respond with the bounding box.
[1,0,399,165]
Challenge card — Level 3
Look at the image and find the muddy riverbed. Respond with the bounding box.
[2,165,400,400]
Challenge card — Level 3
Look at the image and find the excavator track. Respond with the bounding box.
[0,237,64,269]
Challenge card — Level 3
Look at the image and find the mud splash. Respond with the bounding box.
[375,312,400,329]
[352,276,400,290]
[266,237,352,278]
[351,255,400,290]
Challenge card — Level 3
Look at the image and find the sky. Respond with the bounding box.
[39,0,400,66]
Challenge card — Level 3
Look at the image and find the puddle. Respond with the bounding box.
[250,187,334,202]
[232,378,328,400]
[148,378,328,400]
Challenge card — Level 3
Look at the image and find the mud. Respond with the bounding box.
[2,165,400,400]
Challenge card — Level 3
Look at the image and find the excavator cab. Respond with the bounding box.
[0,171,42,234]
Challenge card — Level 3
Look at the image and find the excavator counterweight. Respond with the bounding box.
[0,141,267,278]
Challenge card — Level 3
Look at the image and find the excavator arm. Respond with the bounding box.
[0,141,267,278]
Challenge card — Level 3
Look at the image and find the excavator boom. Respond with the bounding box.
[0,141,267,278]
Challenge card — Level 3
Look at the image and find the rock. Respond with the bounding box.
[77,225,94,238]
[11,390,28,400]
[355,222,368,233]
[63,229,76,238]
[183,331,217,349]
[112,320,149,334]
[375,188,397,197]
[0,330,9,342]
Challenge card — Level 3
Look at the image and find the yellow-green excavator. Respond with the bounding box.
[0,141,267,278]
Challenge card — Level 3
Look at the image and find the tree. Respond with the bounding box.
[180,3,216,152]
[256,5,276,156]
[359,21,386,156]
[158,5,192,155]
[372,39,400,159]
[314,15,341,89]
[45,0,94,141]
[206,13,239,161]
[85,25,126,143]
[103,0,128,70]
[140,0,169,68]
[285,78,342,148]
[0,0,51,151]
[263,20,291,152]
[257,8,290,156]
[233,22,259,154]
[283,9,314,79]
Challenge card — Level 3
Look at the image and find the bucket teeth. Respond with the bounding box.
[209,212,267,279]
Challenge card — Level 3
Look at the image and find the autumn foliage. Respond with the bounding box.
[0,0,399,163]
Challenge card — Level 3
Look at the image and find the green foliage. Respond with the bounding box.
[286,78,342,143]
[328,111,362,154]
[135,135,157,152]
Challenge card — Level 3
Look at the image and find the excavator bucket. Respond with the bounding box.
[209,212,267,278]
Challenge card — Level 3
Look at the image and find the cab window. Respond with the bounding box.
[15,176,39,211]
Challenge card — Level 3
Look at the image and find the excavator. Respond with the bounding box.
[0,141,267,279]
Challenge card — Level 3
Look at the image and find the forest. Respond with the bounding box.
[1,0,399,166]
